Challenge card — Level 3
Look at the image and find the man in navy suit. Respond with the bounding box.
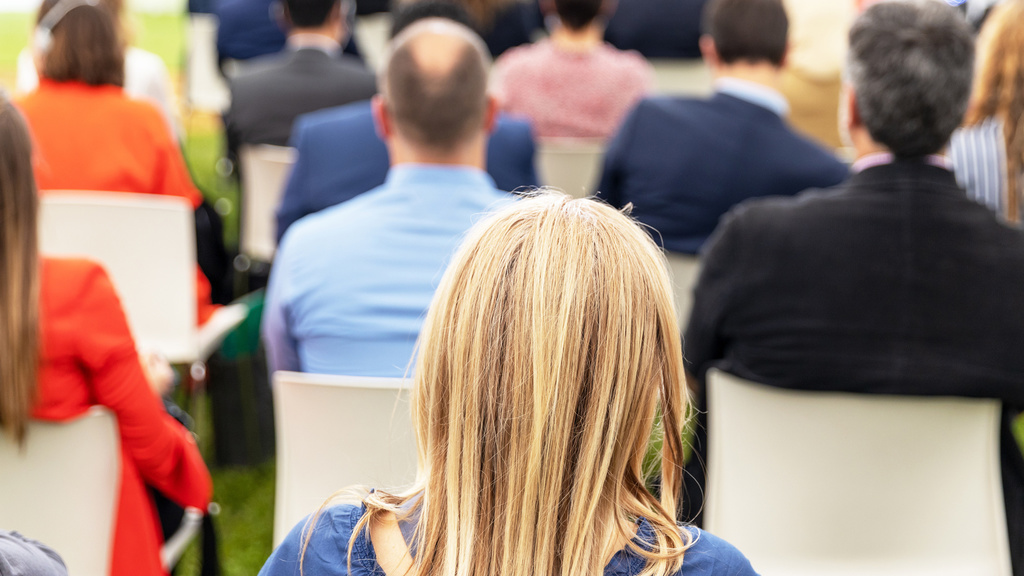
[276,97,537,242]
[604,0,707,59]
[598,0,847,254]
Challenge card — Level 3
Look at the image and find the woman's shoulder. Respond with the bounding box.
[260,502,373,576]
[41,258,113,301]
[675,526,759,576]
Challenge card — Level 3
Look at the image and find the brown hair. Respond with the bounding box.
[0,96,41,445]
[702,0,788,67]
[37,0,125,87]
[381,19,491,153]
[964,0,1024,221]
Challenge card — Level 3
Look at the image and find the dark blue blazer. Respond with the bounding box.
[598,93,849,254]
[276,100,539,242]
[604,0,708,59]
[214,0,360,61]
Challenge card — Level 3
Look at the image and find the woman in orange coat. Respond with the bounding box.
[0,93,212,576]
[16,0,216,324]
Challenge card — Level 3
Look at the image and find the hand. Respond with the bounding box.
[139,352,175,397]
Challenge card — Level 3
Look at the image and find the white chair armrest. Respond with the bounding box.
[160,506,205,570]
[197,302,249,361]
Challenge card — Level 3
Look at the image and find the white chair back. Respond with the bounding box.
[650,59,714,97]
[664,252,700,332]
[239,145,297,262]
[0,408,120,576]
[39,192,199,364]
[353,12,393,72]
[272,371,417,546]
[536,139,606,198]
[704,369,1012,576]
[186,13,231,113]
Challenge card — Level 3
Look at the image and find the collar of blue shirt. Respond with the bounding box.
[385,163,499,192]
[714,77,790,118]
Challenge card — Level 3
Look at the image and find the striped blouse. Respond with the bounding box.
[949,117,1007,215]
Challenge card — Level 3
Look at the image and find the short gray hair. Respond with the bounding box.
[847,0,974,157]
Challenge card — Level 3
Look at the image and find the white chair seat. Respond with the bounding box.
[536,138,606,198]
[704,369,1012,576]
[272,371,417,546]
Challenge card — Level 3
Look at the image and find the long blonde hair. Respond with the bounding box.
[0,96,41,444]
[340,193,692,576]
[963,0,1024,221]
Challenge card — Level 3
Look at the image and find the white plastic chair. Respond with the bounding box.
[650,59,714,97]
[272,371,417,547]
[0,407,119,576]
[186,13,231,113]
[536,139,606,198]
[703,369,1012,576]
[664,252,700,332]
[353,12,394,72]
[38,192,248,365]
[239,144,296,262]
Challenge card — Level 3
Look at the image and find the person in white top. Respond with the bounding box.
[16,0,180,139]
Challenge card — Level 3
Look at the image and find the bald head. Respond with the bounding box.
[379,18,491,152]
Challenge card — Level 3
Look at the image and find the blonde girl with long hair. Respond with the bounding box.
[260,193,757,576]
[950,0,1024,222]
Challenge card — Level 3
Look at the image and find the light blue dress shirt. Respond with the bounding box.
[262,164,511,377]
[714,77,790,117]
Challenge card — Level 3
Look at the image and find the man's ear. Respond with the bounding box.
[699,35,719,68]
[483,94,499,135]
[846,87,862,131]
[274,0,291,30]
[372,94,392,141]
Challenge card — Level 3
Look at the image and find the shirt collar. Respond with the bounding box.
[286,33,341,55]
[850,152,952,173]
[385,164,497,191]
[714,77,790,117]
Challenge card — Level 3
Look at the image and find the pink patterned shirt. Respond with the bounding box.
[493,39,654,139]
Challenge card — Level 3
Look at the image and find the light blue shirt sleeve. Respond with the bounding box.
[262,236,302,375]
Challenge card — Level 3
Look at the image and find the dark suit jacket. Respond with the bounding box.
[604,0,707,58]
[684,160,1024,573]
[275,100,539,242]
[598,93,848,254]
[225,48,376,158]
[214,0,362,61]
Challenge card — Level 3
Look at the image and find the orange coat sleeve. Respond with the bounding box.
[76,263,212,509]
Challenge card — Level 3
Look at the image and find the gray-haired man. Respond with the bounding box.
[683,3,1024,572]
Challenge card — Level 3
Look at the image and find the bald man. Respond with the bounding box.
[263,19,513,378]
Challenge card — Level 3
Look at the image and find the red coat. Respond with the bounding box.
[17,81,216,325]
[32,258,213,576]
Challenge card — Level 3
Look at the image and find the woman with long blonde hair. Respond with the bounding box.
[261,193,756,576]
[950,0,1024,221]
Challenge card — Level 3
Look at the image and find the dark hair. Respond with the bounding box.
[284,0,339,28]
[382,20,490,151]
[701,0,787,66]
[554,0,603,31]
[848,1,974,158]
[391,0,475,37]
[37,0,124,87]
[0,96,40,445]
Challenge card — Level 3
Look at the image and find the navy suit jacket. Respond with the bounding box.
[604,0,707,59]
[214,0,360,61]
[276,100,539,241]
[598,93,849,254]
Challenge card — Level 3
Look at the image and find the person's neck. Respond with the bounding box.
[549,22,604,53]
[388,136,487,171]
[713,61,782,92]
[849,126,889,162]
[288,27,341,48]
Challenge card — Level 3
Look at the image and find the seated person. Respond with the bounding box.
[261,193,757,576]
[274,1,537,242]
[682,3,1024,572]
[263,19,512,377]
[17,0,180,139]
[493,0,653,139]
[215,0,361,63]
[604,0,707,58]
[17,0,219,324]
[949,0,1024,220]
[0,94,211,576]
[224,0,376,156]
[598,0,847,254]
